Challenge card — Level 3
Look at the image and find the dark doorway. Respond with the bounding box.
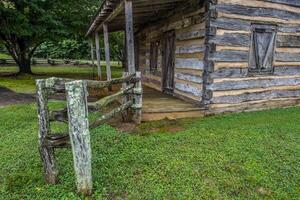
[162,30,176,94]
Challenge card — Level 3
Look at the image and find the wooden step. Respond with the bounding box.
[142,109,205,121]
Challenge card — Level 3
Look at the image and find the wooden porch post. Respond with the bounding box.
[95,32,102,80]
[124,0,135,74]
[103,24,112,81]
[90,40,95,67]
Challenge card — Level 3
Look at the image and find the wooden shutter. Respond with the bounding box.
[249,24,277,74]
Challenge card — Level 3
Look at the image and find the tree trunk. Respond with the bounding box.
[18,57,32,74]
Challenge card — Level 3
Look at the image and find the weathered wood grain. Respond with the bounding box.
[132,72,143,124]
[209,76,300,91]
[36,79,59,184]
[95,32,102,80]
[212,89,300,104]
[91,100,133,128]
[216,4,300,20]
[175,58,204,70]
[175,72,203,84]
[65,80,92,196]
[175,82,202,97]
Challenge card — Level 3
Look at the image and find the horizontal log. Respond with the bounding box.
[276,52,300,61]
[216,4,300,20]
[263,0,300,7]
[210,50,248,62]
[175,45,205,54]
[49,109,68,123]
[174,89,201,102]
[46,134,70,148]
[87,74,137,89]
[89,84,134,110]
[212,66,300,78]
[175,82,202,97]
[175,72,203,84]
[277,35,300,47]
[209,33,250,47]
[209,76,300,91]
[176,29,205,41]
[219,0,300,13]
[212,89,300,104]
[207,97,300,114]
[90,100,133,128]
[211,49,300,62]
[175,58,204,70]
[211,17,300,33]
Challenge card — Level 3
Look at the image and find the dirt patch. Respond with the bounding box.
[0,87,36,107]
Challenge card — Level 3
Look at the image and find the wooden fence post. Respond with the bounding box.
[121,72,130,122]
[36,79,59,184]
[132,72,142,124]
[65,80,92,196]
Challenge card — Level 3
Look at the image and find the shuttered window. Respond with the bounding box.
[249,24,277,74]
[150,41,159,73]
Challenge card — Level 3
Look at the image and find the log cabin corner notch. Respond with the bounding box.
[87,0,300,118]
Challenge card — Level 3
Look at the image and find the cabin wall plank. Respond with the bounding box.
[137,4,206,102]
[207,0,300,113]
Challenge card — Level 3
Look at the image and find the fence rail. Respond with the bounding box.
[36,72,142,196]
[0,58,97,66]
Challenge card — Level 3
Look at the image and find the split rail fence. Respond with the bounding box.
[36,72,142,195]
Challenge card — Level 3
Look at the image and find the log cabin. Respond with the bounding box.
[87,0,300,121]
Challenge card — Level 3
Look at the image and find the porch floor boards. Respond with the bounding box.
[142,86,204,121]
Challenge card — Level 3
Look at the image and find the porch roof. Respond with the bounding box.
[86,0,188,36]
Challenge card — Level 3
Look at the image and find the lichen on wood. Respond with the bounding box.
[65,80,93,196]
[36,79,59,184]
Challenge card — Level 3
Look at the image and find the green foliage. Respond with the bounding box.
[0,0,102,73]
[35,38,90,60]
[0,53,11,59]
[34,32,125,61]
[0,103,299,199]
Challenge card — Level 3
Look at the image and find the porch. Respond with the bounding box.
[142,86,204,121]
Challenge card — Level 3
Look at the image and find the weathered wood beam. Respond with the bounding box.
[125,0,136,74]
[36,79,59,184]
[49,108,68,123]
[95,32,102,80]
[90,100,133,128]
[39,74,137,93]
[87,73,137,89]
[46,134,70,149]
[96,1,125,32]
[121,72,130,122]
[90,40,95,68]
[132,71,142,124]
[103,24,112,81]
[89,83,134,110]
[65,80,92,196]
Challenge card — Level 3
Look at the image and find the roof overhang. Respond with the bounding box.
[86,0,189,36]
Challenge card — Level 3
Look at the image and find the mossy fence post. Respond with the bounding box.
[36,79,59,184]
[65,80,93,196]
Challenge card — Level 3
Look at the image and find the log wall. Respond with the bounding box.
[205,0,300,113]
[137,0,206,103]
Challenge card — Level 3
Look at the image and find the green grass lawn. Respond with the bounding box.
[0,103,299,199]
[0,53,12,59]
[0,65,123,93]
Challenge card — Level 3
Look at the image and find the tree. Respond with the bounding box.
[0,0,100,74]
